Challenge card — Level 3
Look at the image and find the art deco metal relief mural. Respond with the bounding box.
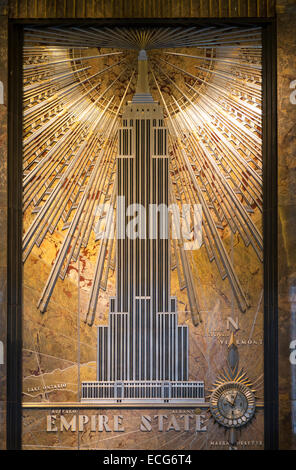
[21,25,264,450]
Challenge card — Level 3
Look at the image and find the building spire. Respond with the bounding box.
[136,49,150,94]
[132,49,154,103]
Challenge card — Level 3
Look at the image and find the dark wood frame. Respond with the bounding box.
[7,18,278,450]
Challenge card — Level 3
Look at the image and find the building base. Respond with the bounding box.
[81,380,205,404]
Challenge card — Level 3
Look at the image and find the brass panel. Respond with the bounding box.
[8,0,276,18]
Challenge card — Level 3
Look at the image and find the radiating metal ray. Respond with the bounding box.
[22,26,262,324]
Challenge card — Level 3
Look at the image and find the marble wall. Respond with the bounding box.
[0,1,7,451]
[277,0,296,450]
[0,0,295,450]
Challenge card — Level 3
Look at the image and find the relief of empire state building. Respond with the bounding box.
[82,50,205,404]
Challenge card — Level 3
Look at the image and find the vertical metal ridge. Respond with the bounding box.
[262,19,278,450]
[7,22,23,450]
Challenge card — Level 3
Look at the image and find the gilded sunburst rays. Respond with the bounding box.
[22,26,262,325]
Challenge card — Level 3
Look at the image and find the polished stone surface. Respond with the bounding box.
[0,0,294,451]
[0,12,7,450]
[277,0,296,450]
